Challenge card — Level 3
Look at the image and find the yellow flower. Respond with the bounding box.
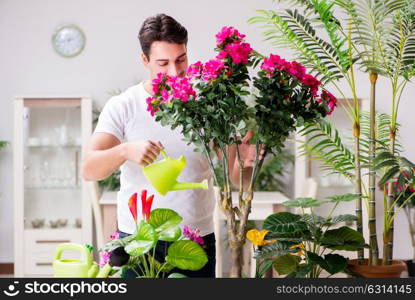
[246,229,274,246]
[290,243,305,256]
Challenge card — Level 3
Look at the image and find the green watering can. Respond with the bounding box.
[143,149,208,196]
[53,243,105,278]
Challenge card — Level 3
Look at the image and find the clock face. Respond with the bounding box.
[52,25,86,58]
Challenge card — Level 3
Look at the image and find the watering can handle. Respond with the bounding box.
[160,149,168,159]
[53,243,92,265]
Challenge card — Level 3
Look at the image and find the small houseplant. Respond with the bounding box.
[248,194,368,278]
[99,190,208,278]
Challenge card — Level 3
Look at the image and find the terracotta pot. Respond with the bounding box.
[347,259,407,278]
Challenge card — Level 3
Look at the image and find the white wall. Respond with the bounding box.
[1,0,414,263]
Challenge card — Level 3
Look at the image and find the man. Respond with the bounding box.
[82,13,261,278]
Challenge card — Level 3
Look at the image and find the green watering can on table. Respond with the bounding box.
[53,243,103,278]
[143,149,208,196]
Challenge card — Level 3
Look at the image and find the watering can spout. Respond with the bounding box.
[172,179,208,192]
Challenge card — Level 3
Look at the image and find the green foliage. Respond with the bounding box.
[255,151,294,192]
[249,0,351,85]
[0,141,8,149]
[101,208,208,278]
[98,169,120,191]
[165,240,208,271]
[374,151,415,186]
[299,120,355,180]
[251,195,367,277]
[283,197,324,208]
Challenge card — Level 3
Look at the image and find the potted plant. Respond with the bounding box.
[99,190,208,278]
[250,0,415,277]
[145,26,336,277]
[247,194,368,278]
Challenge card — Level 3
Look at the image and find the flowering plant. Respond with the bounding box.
[99,190,208,278]
[146,26,336,277]
[248,194,368,278]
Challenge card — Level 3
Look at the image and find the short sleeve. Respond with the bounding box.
[94,96,126,142]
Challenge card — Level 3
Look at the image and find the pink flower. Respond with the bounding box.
[110,231,120,240]
[146,96,159,116]
[222,42,253,65]
[319,90,337,115]
[202,59,226,81]
[151,73,165,94]
[99,251,110,268]
[183,225,204,245]
[216,26,246,46]
[260,54,290,75]
[287,61,306,80]
[187,61,203,79]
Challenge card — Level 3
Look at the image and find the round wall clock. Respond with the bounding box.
[52,24,86,58]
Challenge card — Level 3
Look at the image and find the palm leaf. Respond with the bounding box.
[298,120,355,181]
[249,7,346,84]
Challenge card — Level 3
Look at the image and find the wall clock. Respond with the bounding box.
[52,24,86,58]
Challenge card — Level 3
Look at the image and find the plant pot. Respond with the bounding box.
[404,260,415,277]
[347,259,407,278]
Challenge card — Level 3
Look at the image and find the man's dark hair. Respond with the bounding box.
[138,14,188,59]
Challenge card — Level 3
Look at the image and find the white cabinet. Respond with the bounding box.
[13,96,93,277]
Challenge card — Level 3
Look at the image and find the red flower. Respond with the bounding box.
[141,189,155,222]
[128,193,138,223]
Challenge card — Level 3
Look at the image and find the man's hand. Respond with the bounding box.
[237,130,265,167]
[122,140,164,166]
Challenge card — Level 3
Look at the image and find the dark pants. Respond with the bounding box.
[117,230,216,278]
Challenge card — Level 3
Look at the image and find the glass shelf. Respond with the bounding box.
[25,186,81,190]
[26,144,81,148]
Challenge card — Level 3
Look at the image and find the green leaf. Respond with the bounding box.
[325,214,358,225]
[307,252,347,275]
[167,273,187,278]
[254,241,295,261]
[124,222,157,256]
[148,209,183,241]
[273,254,301,275]
[301,214,325,224]
[321,226,369,251]
[283,197,324,208]
[158,225,182,242]
[326,193,361,203]
[263,212,307,233]
[165,240,208,271]
[286,263,315,278]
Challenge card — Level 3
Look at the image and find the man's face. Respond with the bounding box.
[141,41,188,79]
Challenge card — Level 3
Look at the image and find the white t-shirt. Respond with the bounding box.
[94,82,215,236]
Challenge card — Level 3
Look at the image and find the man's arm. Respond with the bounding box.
[82,132,163,181]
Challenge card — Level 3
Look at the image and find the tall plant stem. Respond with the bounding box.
[383,133,396,265]
[354,122,364,264]
[368,72,379,266]
[348,23,364,264]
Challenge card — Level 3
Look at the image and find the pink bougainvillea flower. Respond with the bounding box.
[202,59,226,81]
[216,26,246,46]
[319,90,337,115]
[99,250,110,268]
[187,61,203,79]
[287,61,306,80]
[260,54,289,75]
[110,231,120,240]
[141,189,155,222]
[222,42,253,65]
[183,225,204,245]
